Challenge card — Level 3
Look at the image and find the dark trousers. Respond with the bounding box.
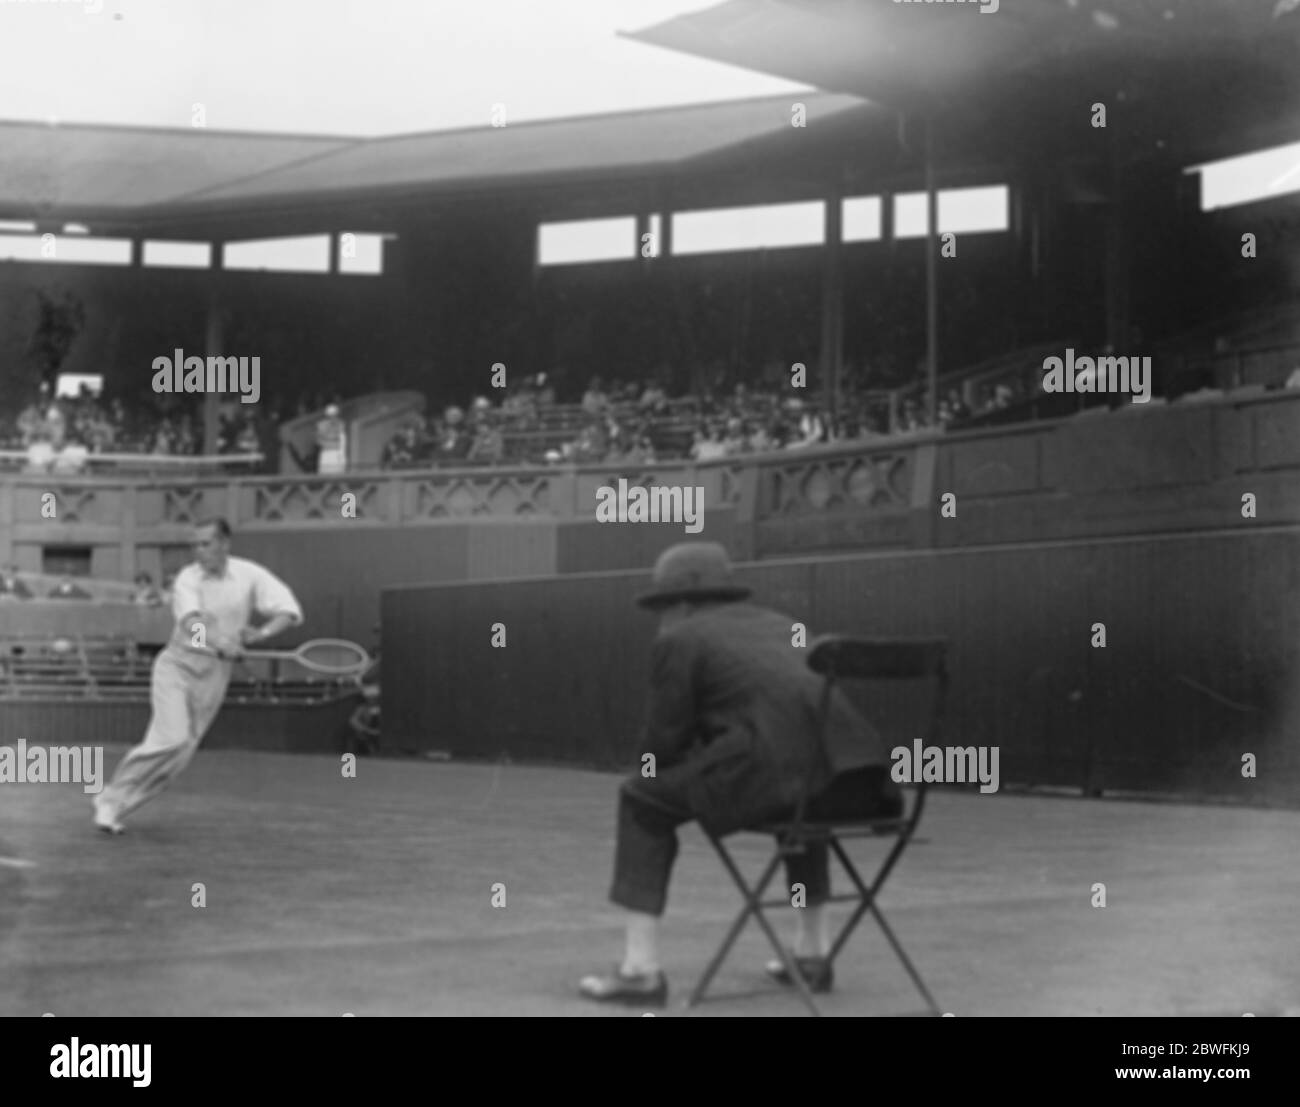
[609,764,902,916]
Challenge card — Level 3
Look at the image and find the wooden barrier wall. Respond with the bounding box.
[382,526,1300,806]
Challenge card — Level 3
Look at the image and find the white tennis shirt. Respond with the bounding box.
[170,555,303,648]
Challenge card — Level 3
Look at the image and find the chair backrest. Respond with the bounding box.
[801,635,950,822]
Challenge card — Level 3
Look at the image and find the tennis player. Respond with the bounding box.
[92,517,303,834]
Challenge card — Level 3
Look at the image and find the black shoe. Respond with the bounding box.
[765,954,834,993]
[578,968,669,1007]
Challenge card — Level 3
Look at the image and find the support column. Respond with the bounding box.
[0,481,14,566]
[924,116,939,428]
[820,186,844,425]
[1104,165,1132,352]
[203,254,223,456]
[120,484,136,581]
[635,212,651,263]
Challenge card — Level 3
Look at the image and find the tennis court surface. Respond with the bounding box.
[3,745,1297,1017]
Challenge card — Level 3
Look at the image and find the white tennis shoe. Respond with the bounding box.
[92,801,125,836]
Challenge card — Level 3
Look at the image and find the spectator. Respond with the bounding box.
[381,421,421,468]
[236,419,260,454]
[569,418,608,464]
[436,406,471,462]
[132,571,163,606]
[85,407,116,453]
[24,439,57,473]
[799,407,827,446]
[691,423,728,462]
[721,417,747,456]
[51,437,89,475]
[150,421,175,455]
[316,403,348,474]
[218,411,241,454]
[501,381,532,419]
[17,388,49,446]
[639,379,667,412]
[0,564,33,600]
[49,575,92,600]
[45,402,67,448]
[626,433,657,465]
[348,684,382,756]
[582,377,609,417]
[466,413,505,465]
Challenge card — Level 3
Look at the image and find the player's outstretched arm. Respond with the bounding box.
[241,612,296,646]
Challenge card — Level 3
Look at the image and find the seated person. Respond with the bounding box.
[465,418,505,465]
[381,423,419,469]
[49,575,92,600]
[348,684,381,756]
[639,380,668,412]
[436,407,471,461]
[581,378,609,416]
[579,542,901,1006]
[0,564,33,600]
[24,440,56,473]
[132,571,163,606]
[51,438,89,475]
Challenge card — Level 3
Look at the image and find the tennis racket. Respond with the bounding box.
[194,637,372,677]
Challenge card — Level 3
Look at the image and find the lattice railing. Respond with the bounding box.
[253,479,387,523]
[757,450,911,517]
[407,472,554,519]
[41,485,103,524]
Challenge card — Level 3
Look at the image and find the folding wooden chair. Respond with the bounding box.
[687,635,949,1016]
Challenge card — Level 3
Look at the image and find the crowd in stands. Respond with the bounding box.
[7,337,1296,479]
[374,370,1030,471]
[0,564,175,605]
[0,362,1039,478]
[0,383,266,474]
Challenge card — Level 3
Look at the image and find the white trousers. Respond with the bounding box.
[97,648,232,821]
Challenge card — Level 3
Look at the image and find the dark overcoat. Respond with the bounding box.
[641,602,889,835]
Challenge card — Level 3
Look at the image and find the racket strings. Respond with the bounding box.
[294,641,370,674]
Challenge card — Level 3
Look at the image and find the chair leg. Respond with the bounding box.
[751,898,822,1017]
[689,838,821,1015]
[688,841,782,1007]
[824,837,882,964]
[868,903,941,1016]
[825,836,941,1016]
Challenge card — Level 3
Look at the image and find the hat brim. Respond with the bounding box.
[637,584,751,610]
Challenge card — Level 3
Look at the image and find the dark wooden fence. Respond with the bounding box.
[383,526,1300,806]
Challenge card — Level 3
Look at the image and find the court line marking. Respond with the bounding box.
[0,857,36,869]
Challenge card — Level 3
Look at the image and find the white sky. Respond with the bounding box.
[0,0,806,134]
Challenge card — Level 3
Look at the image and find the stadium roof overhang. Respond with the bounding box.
[624,0,1300,173]
[0,92,910,242]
